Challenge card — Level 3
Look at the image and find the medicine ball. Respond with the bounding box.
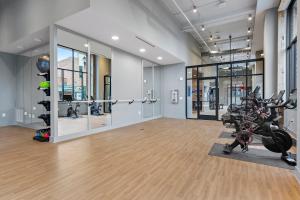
[36,55,50,73]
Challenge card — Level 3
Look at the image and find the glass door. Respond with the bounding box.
[198,78,218,120]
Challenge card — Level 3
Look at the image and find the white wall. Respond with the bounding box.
[90,0,202,65]
[264,8,278,98]
[0,0,90,48]
[0,53,17,126]
[111,49,143,127]
[161,63,186,119]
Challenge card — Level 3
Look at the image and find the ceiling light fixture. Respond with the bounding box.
[201,25,205,31]
[247,37,250,42]
[260,53,264,57]
[210,50,218,54]
[112,35,119,41]
[139,48,146,53]
[84,43,89,48]
[248,27,251,34]
[248,14,253,21]
[210,35,213,40]
[193,5,197,13]
[17,46,24,50]
[214,43,217,47]
[157,56,163,60]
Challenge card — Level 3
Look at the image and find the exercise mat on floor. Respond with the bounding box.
[219,131,261,144]
[208,143,295,170]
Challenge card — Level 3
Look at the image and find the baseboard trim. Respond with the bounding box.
[0,122,17,127]
[52,116,162,143]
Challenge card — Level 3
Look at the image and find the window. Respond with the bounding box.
[57,46,88,101]
[286,0,297,93]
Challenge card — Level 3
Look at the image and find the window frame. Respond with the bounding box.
[57,45,88,101]
[286,0,297,94]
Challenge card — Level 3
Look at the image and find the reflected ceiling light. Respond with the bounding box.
[193,5,197,13]
[84,43,89,48]
[247,27,251,33]
[157,56,163,60]
[248,14,253,21]
[247,37,250,42]
[210,50,218,54]
[34,38,42,43]
[139,48,146,53]
[210,35,213,40]
[260,53,264,57]
[201,25,205,31]
[112,35,119,41]
[214,43,217,47]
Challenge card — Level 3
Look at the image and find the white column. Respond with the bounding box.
[264,8,278,98]
[50,24,58,142]
[296,0,300,182]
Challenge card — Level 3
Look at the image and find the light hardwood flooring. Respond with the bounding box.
[0,118,300,200]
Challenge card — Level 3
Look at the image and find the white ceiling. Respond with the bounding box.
[160,0,258,62]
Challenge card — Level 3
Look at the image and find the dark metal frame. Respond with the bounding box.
[103,75,112,113]
[286,0,297,94]
[185,58,265,120]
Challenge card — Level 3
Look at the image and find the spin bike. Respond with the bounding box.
[223,90,297,166]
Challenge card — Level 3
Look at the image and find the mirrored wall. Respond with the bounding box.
[56,29,112,136]
[143,60,162,119]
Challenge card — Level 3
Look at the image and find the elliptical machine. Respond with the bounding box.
[222,89,297,166]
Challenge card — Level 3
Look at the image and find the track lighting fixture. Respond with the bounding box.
[214,43,217,47]
[201,25,205,31]
[247,37,250,42]
[210,35,213,40]
[248,27,251,34]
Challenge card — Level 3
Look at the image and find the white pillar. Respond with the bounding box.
[264,8,278,98]
[296,0,300,182]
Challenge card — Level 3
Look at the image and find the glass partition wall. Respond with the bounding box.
[186,59,264,120]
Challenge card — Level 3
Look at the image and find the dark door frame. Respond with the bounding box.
[197,77,218,120]
[185,58,264,121]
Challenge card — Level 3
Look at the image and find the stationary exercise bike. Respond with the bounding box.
[64,95,80,119]
[223,89,297,166]
[90,96,102,116]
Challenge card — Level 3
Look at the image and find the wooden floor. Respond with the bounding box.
[0,119,300,200]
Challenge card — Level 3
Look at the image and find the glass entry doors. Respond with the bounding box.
[198,78,218,120]
[186,58,264,120]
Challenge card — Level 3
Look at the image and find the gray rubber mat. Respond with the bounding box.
[219,131,261,144]
[208,143,295,170]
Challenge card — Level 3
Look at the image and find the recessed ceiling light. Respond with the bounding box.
[34,38,42,43]
[248,14,253,21]
[139,48,146,53]
[193,5,197,13]
[112,35,119,41]
[248,27,251,33]
[84,43,89,48]
[157,56,163,60]
[201,25,205,31]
